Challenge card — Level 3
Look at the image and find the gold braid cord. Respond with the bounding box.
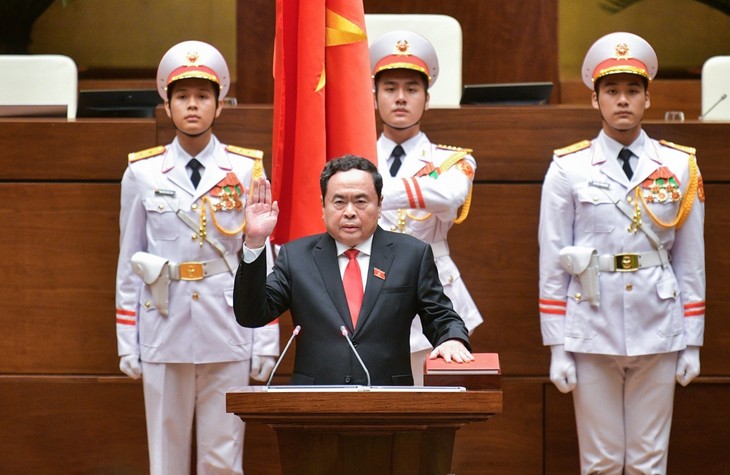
[638,154,699,229]
[196,158,263,238]
[406,150,474,224]
[405,211,433,221]
[251,158,264,183]
[453,185,473,224]
[439,151,472,225]
[200,196,245,236]
[242,159,265,234]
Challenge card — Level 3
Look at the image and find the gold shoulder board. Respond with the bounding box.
[554,140,591,157]
[226,145,264,160]
[659,140,696,155]
[128,145,165,163]
[436,144,473,154]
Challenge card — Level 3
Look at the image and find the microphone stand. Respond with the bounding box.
[340,326,371,386]
[700,93,727,120]
[266,325,301,387]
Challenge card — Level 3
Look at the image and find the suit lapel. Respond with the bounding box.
[356,228,395,334]
[632,139,664,186]
[594,141,629,188]
[165,156,196,195]
[399,136,430,178]
[195,164,227,201]
[194,144,234,200]
[313,235,353,331]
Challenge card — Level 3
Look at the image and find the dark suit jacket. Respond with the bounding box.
[234,226,471,386]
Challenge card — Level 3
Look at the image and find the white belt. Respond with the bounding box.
[598,251,666,272]
[132,252,237,317]
[430,241,450,259]
[169,256,236,281]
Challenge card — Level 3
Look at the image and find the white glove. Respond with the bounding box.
[119,354,142,380]
[676,346,700,386]
[250,355,276,383]
[549,345,577,393]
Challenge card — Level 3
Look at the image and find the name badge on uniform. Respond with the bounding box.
[588,180,611,190]
[155,188,176,197]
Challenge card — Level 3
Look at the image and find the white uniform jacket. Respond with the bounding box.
[538,130,705,356]
[116,135,279,363]
[378,132,483,352]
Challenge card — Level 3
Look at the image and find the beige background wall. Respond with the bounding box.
[31,0,237,74]
[30,0,729,83]
[559,0,730,79]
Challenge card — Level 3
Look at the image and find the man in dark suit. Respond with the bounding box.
[234,155,473,385]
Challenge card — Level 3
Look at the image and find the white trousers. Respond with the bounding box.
[572,352,678,475]
[142,361,249,475]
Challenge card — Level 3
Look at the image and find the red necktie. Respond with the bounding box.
[343,249,363,327]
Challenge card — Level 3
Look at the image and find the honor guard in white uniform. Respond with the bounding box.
[538,32,705,474]
[370,30,483,384]
[115,40,279,475]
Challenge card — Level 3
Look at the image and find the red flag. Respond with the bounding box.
[271,0,377,245]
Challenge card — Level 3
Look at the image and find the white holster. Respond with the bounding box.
[559,246,600,308]
[131,251,171,317]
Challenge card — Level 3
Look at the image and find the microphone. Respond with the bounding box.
[266,325,301,387]
[700,93,727,120]
[340,326,371,386]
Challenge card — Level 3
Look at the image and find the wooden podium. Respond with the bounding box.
[227,385,502,475]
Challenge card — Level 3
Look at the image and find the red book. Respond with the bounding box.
[423,353,501,390]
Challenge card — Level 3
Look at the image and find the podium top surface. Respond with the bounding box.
[226,385,502,426]
[261,385,467,392]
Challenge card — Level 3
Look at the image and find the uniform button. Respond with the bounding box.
[627,196,633,203]
[625,284,633,292]
[344,376,352,384]
[144,300,151,308]
[158,204,164,211]
[191,203,198,210]
[593,196,599,202]
[575,293,582,301]
[192,234,198,241]
[192,292,200,301]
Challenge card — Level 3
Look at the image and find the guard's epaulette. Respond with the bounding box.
[436,144,473,154]
[553,140,591,157]
[659,140,696,155]
[226,145,264,160]
[128,145,165,163]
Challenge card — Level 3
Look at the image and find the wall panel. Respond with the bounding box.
[1,109,728,473]
[235,1,559,104]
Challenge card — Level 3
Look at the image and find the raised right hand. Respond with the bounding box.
[244,177,279,249]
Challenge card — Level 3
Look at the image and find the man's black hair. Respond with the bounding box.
[320,155,383,199]
[373,69,429,93]
[594,74,649,95]
[166,78,221,102]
